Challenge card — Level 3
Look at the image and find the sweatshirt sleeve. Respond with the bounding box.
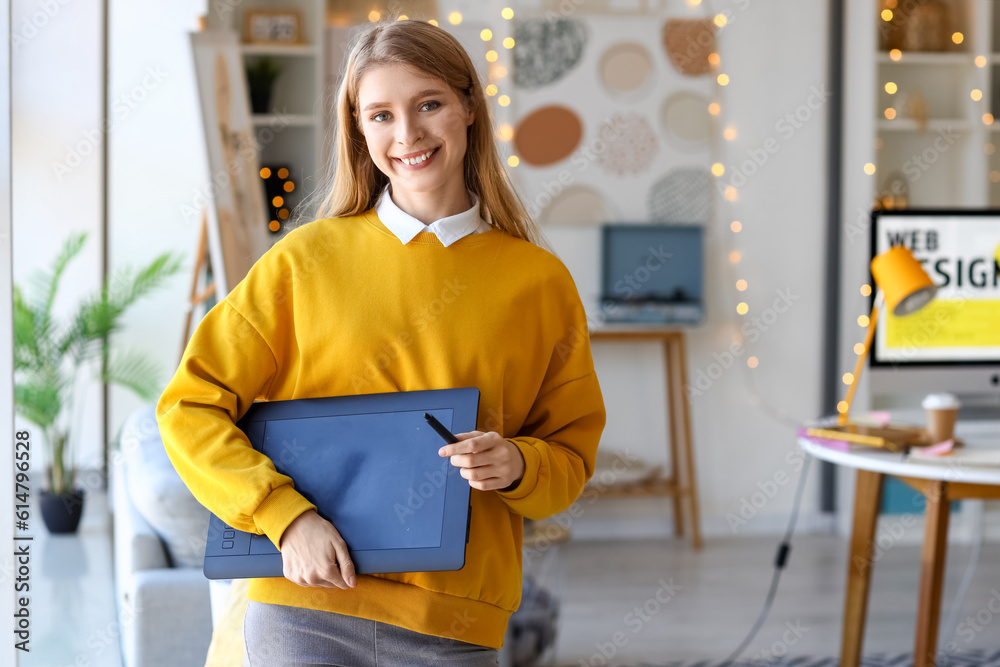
[496,268,607,520]
[155,252,316,550]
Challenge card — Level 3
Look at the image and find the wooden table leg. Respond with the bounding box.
[843,469,884,666]
[663,335,684,539]
[914,480,950,667]
[675,332,702,550]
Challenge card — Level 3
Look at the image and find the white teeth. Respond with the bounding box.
[402,150,434,165]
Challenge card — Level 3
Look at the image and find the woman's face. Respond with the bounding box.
[356,63,474,201]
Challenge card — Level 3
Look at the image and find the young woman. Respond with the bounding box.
[157,19,606,666]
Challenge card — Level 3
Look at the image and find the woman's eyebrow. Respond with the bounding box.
[362,89,447,112]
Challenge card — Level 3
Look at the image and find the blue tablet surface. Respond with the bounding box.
[203,387,479,579]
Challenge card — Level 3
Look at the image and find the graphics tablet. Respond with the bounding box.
[203,387,479,579]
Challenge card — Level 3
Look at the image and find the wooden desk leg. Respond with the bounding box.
[675,332,702,550]
[843,469,884,667]
[914,480,950,667]
[663,335,684,539]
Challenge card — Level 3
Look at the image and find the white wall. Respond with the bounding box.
[106,0,207,457]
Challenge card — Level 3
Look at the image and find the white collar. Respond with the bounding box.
[375,187,491,247]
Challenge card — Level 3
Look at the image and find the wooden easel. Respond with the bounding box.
[180,207,218,364]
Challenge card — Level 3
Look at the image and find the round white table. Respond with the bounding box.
[799,432,1000,667]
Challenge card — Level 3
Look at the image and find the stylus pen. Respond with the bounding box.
[424,412,459,444]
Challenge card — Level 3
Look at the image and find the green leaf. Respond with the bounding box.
[99,348,163,401]
[14,377,65,431]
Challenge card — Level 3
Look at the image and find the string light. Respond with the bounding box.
[864,162,876,175]
[952,32,964,44]
[481,28,492,41]
[972,89,983,101]
[283,181,295,192]
[854,343,866,355]
[837,401,849,414]
[737,302,749,315]
[881,9,893,21]
[736,279,747,291]
[747,357,759,369]
[397,14,408,20]
[278,168,289,179]
[485,84,498,96]
[714,13,727,27]
[860,284,872,296]
[428,19,438,26]
[272,196,284,207]
[501,7,514,19]
[448,11,462,25]
[884,82,897,94]
[885,108,897,120]
[711,162,725,176]
[503,37,515,49]
[729,250,741,263]
[858,315,870,327]
[889,48,902,61]
[842,372,855,385]
[723,126,737,141]
[486,50,499,62]
[259,167,271,178]
[498,95,511,107]
[492,64,508,78]
[724,187,738,201]
[507,155,519,167]
[708,102,721,115]
[269,220,281,232]
[368,10,380,21]
[708,52,720,66]
[498,124,514,141]
[730,220,742,233]
[717,73,730,86]
[984,113,995,125]
[977,55,988,68]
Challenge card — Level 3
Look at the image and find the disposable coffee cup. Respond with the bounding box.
[922,393,960,444]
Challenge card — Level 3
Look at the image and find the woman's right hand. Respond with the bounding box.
[279,509,357,589]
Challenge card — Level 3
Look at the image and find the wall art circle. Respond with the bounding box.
[513,18,588,89]
[647,168,714,224]
[596,112,659,176]
[514,105,584,167]
[598,42,655,98]
[663,18,716,76]
[537,185,609,225]
[660,91,713,148]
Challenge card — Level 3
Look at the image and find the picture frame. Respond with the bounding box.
[243,9,303,45]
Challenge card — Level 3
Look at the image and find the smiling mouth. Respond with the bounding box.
[395,147,439,166]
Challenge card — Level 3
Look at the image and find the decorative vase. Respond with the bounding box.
[40,488,85,534]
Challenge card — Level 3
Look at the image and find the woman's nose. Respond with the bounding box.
[395,113,423,145]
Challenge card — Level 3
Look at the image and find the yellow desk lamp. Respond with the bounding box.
[808,245,938,451]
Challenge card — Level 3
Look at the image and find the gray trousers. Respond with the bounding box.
[243,600,500,667]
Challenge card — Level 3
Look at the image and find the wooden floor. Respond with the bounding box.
[25,493,1000,666]
[545,535,1000,666]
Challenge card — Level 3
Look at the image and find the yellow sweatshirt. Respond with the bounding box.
[156,210,606,649]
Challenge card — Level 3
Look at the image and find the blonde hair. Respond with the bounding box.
[305,20,550,250]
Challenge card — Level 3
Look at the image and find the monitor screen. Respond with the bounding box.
[870,210,1000,367]
[601,224,703,304]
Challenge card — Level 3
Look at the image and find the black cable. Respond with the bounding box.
[718,452,813,667]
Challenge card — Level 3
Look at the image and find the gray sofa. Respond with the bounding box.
[111,404,214,667]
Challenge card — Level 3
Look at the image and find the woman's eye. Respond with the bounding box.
[420,101,441,112]
[371,111,390,122]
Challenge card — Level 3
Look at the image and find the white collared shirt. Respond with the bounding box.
[375,187,492,247]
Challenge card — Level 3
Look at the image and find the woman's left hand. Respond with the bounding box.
[439,431,526,492]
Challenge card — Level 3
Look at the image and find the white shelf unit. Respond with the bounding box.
[873,0,991,208]
[207,0,327,222]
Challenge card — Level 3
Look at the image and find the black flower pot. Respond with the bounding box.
[39,489,85,534]
[250,89,272,114]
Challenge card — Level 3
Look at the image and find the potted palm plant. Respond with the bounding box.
[13,232,183,533]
